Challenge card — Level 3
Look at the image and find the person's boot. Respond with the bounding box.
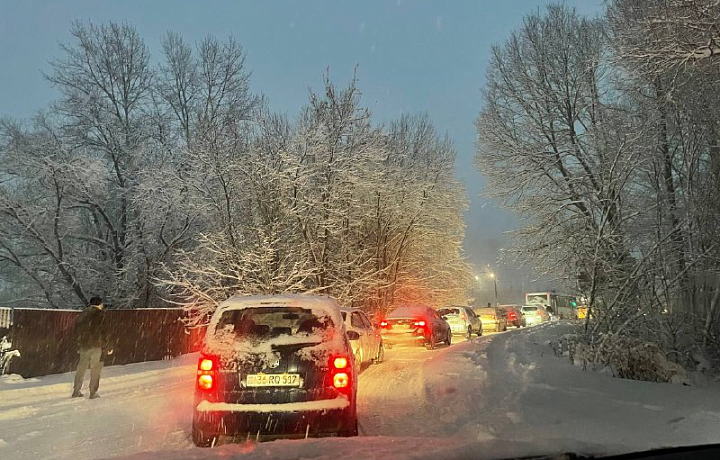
[89,393,100,399]
[71,391,84,398]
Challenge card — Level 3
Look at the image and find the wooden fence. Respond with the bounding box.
[7,308,205,378]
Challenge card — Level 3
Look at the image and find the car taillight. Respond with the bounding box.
[414,320,426,327]
[333,356,349,369]
[196,356,217,391]
[333,373,349,388]
[199,358,214,371]
[461,314,467,321]
[380,321,388,328]
[329,355,352,393]
[197,374,213,390]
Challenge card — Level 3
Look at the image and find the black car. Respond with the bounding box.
[192,294,358,446]
[380,305,452,350]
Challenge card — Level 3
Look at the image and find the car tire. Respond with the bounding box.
[355,349,363,371]
[466,327,472,340]
[374,343,384,364]
[477,328,483,337]
[339,416,359,437]
[192,424,216,447]
[425,333,435,350]
[446,330,452,346]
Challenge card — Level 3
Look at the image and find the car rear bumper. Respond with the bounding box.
[449,323,468,334]
[193,396,354,439]
[382,332,427,347]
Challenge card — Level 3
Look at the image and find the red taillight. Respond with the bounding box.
[329,355,352,393]
[196,356,217,391]
[461,314,467,321]
[380,321,388,328]
[197,374,213,390]
[333,372,349,388]
[333,357,349,369]
[199,358,214,371]
[414,320,426,327]
[509,312,516,319]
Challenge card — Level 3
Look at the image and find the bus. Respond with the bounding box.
[524,292,578,319]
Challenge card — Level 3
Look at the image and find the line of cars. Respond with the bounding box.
[190,295,550,446]
[191,297,461,446]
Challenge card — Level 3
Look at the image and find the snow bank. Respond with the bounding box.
[552,330,691,384]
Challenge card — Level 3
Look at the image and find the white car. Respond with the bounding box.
[521,305,549,326]
[340,307,384,368]
[437,306,483,339]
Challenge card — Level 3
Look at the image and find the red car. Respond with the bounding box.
[499,305,524,328]
[379,306,452,350]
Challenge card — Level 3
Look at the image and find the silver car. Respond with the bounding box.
[521,305,549,326]
[437,306,483,339]
[340,308,384,368]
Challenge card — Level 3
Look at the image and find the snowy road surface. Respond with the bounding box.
[2,323,720,460]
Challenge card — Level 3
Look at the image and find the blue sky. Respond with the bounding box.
[0,0,604,290]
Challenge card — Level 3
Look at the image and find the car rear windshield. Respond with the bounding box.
[215,307,333,340]
[388,306,429,318]
[522,306,538,312]
[438,307,461,316]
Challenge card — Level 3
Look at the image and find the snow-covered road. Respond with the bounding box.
[3,323,720,460]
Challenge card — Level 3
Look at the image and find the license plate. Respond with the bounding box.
[246,373,300,387]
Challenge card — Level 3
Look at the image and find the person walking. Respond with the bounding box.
[72,296,112,399]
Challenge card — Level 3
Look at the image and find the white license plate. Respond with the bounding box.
[246,373,300,387]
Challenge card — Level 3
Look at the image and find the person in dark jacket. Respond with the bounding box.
[72,296,112,399]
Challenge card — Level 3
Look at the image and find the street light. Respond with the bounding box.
[489,272,498,305]
[474,270,499,307]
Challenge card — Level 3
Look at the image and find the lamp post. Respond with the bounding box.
[489,272,498,305]
[475,271,499,307]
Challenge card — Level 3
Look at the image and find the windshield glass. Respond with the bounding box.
[387,306,429,319]
[526,294,549,305]
[437,308,461,316]
[3,1,718,459]
[215,307,331,340]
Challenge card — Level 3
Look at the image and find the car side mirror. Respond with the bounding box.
[346,331,361,341]
[441,316,448,321]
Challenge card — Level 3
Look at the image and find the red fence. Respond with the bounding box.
[8,308,205,378]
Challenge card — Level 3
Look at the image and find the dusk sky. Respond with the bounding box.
[0,0,604,294]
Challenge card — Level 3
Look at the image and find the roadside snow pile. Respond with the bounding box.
[0,374,36,385]
[551,328,690,384]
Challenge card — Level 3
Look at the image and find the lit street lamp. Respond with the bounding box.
[474,269,499,307]
[489,272,498,305]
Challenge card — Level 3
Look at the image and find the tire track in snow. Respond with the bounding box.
[357,346,435,436]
